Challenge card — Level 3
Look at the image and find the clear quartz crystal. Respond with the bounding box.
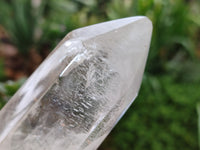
[0,16,152,150]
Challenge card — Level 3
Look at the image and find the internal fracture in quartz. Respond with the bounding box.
[0,16,152,150]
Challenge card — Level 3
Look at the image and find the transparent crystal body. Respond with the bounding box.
[0,16,152,150]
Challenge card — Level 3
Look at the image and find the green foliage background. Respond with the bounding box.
[0,0,200,149]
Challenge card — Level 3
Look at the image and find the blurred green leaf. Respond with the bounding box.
[0,78,26,109]
[100,76,199,150]
[197,103,200,149]
[0,59,6,81]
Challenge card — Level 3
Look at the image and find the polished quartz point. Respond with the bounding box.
[0,16,152,150]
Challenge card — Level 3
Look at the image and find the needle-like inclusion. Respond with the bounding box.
[0,16,152,150]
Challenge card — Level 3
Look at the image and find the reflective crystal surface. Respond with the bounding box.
[0,16,152,150]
